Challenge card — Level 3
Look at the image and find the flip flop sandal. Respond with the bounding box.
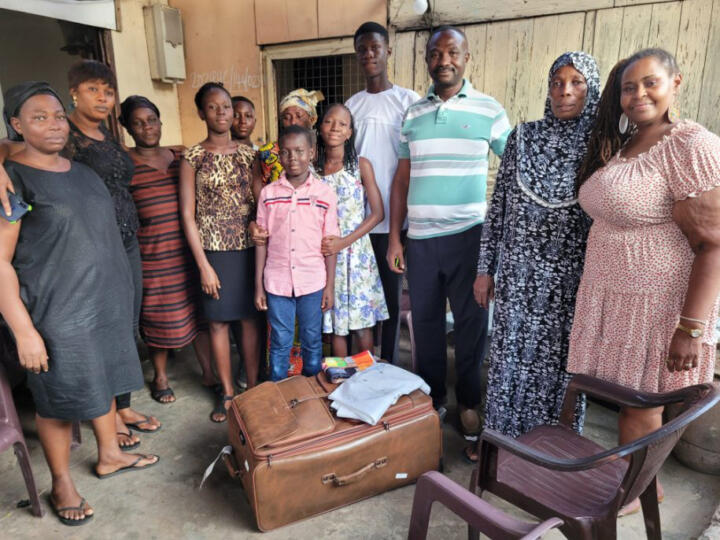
[210,395,234,423]
[95,454,160,479]
[117,430,140,451]
[150,382,176,404]
[50,496,94,526]
[125,414,162,433]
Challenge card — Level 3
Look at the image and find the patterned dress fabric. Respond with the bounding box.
[183,143,256,251]
[568,120,720,391]
[320,166,388,336]
[477,52,600,438]
[129,149,204,348]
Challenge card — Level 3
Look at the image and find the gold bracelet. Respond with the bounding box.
[680,315,706,326]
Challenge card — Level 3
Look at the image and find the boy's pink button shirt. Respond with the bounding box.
[257,172,340,297]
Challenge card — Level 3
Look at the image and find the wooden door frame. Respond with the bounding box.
[261,36,356,142]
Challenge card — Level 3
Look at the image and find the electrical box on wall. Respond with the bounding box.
[143,4,186,84]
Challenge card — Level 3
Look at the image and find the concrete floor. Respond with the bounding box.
[1,333,719,539]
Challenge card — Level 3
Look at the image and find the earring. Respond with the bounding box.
[618,112,629,134]
[668,105,680,123]
[71,95,78,108]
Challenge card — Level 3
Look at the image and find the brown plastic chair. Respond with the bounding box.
[0,363,43,517]
[471,374,720,540]
[408,471,562,539]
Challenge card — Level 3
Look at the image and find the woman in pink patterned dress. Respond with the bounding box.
[570,48,720,512]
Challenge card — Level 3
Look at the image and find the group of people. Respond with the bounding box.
[0,18,719,526]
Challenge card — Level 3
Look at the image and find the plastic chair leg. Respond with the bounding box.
[13,441,43,517]
[640,477,662,540]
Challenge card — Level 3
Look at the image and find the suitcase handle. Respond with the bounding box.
[322,457,388,487]
[222,452,242,479]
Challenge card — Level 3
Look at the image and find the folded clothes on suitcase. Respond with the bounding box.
[224,373,442,531]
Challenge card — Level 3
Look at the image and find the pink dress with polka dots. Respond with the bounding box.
[568,120,720,392]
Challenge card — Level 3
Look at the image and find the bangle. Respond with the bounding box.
[680,315,706,326]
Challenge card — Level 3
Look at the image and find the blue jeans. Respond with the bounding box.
[267,289,323,381]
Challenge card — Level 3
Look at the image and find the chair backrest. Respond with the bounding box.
[622,382,720,504]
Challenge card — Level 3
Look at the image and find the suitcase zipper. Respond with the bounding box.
[263,405,435,464]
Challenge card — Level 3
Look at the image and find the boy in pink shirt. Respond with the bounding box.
[255,125,339,381]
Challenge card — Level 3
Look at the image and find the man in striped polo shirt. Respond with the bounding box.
[387,26,511,436]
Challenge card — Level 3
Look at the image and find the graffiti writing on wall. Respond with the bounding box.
[190,65,262,91]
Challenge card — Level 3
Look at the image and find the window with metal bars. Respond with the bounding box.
[274,54,365,125]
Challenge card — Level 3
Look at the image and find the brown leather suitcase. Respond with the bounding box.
[224,373,442,531]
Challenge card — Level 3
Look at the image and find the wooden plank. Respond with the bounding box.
[255,0,318,44]
[504,18,534,125]
[483,20,512,182]
[390,0,613,29]
[391,31,416,90]
[614,0,675,5]
[413,30,430,95]
[592,7,624,85]
[583,11,596,55]
[463,23,487,95]
[675,0,713,119]
[262,36,356,60]
[697,0,720,133]
[647,1,682,51]
[554,12,586,56]
[528,15,559,121]
[318,0,386,39]
[618,4,652,58]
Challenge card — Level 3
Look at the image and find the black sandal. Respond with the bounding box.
[117,430,140,451]
[150,381,176,404]
[50,495,94,526]
[210,395,234,423]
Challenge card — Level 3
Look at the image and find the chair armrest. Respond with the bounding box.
[480,428,633,472]
[565,374,692,409]
[408,471,562,540]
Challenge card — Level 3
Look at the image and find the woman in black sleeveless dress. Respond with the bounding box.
[0,82,158,526]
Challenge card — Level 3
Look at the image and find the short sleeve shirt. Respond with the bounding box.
[398,79,511,239]
[184,144,256,251]
[256,172,339,296]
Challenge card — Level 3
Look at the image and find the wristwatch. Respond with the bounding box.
[676,323,703,338]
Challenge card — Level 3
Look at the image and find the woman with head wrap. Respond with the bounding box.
[0,60,161,449]
[467,52,601,459]
[118,95,213,404]
[0,82,158,526]
[253,88,324,188]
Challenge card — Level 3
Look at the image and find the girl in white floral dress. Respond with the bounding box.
[317,104,388,356]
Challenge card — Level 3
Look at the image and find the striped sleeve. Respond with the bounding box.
[489,108,512,157]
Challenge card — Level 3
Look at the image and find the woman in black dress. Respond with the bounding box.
[0,61,160,449]
[0,82,158,526]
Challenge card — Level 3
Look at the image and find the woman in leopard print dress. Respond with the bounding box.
[179,82,260,423]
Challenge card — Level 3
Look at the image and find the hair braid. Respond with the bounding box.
[577,58,630,187]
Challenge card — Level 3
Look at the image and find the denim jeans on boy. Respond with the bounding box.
[267,289,323,381]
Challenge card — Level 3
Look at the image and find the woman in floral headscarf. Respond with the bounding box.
[471,51,601,450]
[253,89,324,187]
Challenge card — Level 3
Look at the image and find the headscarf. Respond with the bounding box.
[279,89,324,126]
[3,81,64,141]
[118,95,160,130]
[515,51,600,206]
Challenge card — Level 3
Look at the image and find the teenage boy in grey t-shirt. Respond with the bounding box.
[346,21,419,364]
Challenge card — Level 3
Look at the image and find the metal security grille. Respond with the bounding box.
[274,54,365,125]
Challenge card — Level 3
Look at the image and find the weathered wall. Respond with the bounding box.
[389,0,720,187]
[111,0,183,146]
[169,0,264,146]
[255,0,386,44]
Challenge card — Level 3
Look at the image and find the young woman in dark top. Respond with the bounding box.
[0,81,158,527]
[0,61,160,449]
